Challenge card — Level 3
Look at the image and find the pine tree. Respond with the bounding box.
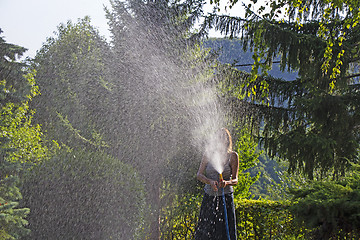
[0,29,46,239]
[0,164,30,240]
[200,0,360,180]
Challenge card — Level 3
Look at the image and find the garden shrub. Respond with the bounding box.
[289,167,360,240]
[21,148,146,239]
[235,198,307,239]
[161,195,308,240]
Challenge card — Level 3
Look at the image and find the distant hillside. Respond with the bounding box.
[203,38,298,81]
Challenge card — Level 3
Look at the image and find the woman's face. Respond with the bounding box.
[215,130,228,152]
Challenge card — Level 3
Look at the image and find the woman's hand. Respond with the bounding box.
[210,180,218,192]
[219,179,227,188]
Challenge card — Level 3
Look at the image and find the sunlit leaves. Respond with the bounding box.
[0,32,46,240]
[0,80,47,164]
[235,199,307,239]
[286,0,360,89]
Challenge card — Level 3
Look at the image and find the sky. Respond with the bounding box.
[0,0,112,58]
[0,0,245,58]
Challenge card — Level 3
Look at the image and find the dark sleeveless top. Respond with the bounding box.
[204,156,233,196]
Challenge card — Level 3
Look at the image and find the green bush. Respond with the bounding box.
[160,195,308,240]
[235,199,307,239]
[289,166,360,240]
[160,194,201,239]
[21,148,146,239]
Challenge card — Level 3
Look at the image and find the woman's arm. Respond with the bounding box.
[197,153,218,191]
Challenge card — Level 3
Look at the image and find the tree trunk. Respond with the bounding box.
[149,177,161,240]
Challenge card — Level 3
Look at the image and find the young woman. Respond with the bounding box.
[195,128,239,240]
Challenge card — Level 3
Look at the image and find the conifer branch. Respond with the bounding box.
[345,73,360,79]
[234,61,281,67]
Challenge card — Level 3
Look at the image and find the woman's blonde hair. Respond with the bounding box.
[221,128,232,153]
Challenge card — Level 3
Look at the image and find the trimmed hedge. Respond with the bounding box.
[161,196,308,240]
[235,199,307,239]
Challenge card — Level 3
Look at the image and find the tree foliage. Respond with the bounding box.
[26,18,150,238]
[31,17,110,150]
[0,1,292,239]
[27,1,220,238]
[0,173,30,240]
[235,198,308,239]
[232,126,261,198]
[289,164,360,239]
[0,30,47,239]
[22,149,146,240]
[0,31,30,105]
[199,2,360,237]
[201,0,360,179]
[105,1,217,238]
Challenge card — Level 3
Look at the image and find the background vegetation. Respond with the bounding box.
[1,0,360,239]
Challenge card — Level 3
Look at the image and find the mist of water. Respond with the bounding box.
[108,8,233,237]
[204,129,230,174]
[111,9,230,172]
[24,3,235,239]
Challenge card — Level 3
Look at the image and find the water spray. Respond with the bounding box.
[219,173,231,240]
